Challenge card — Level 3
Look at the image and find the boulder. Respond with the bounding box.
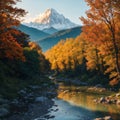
[106,99,112,104]
[99,88,106,92]
[104,116,112,120]
[116,100,120,105]
[94,116,112,120]
[49,76,56,80]
[99,97,106,103]
[116,93,120,97]
[18,89,27,97]
[94,118,104,120]
[0,108,10,117]
[35,96,48,103]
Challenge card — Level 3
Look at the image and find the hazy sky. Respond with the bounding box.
[16,0,89,25]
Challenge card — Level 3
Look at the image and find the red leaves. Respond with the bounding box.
[0,31,25,61]
[0,0,27,61]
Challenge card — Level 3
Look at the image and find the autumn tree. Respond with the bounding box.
[80,0,120,85]
[0,0,27,60]
[45,35,87,75]
[0,0,26,29]
[29,42,50,72]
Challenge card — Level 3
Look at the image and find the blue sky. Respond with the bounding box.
[17,0,89,25]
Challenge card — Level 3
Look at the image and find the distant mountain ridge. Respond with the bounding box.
[43,27,58,34]
[38,26,82,52]
[17,24,50,41]
[24,8,78,30]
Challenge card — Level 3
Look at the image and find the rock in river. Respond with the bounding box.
[35,96,48,103]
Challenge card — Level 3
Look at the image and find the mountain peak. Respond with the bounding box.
[45,8,57,13]
[25,8,78,30]
[43,8,58,16]
[33,8,60,24]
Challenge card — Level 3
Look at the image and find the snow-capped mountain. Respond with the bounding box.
[24,8,78,30]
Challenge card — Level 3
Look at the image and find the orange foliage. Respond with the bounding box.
[45,35,86,71]
[0,0,27,60]
[0,31,25,61]
[81,0,120,85]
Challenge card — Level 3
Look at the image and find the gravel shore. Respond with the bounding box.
[7,98,55,120]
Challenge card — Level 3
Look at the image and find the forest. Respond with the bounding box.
[0,0,50,98]
[0,0,120,98]
[0,0,120,99]
[0,0,120,119]
[45,0,120,88]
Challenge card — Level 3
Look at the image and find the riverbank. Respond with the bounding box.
[56,83,120,120]
[7,98,55,120]
[0,76,58,120]
[1,75,119,120]
[55,76,120,108]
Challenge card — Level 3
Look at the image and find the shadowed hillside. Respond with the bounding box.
[18,24,50,41]
[38,26,82,52]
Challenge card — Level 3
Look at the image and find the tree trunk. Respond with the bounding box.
[111,30,120,81]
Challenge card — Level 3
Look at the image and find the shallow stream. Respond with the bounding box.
[36,84,120,120]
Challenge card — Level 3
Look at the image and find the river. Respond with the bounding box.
[36,83,120,120]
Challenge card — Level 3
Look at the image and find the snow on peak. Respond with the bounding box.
[25,8,78,30]
[33,8,59,24]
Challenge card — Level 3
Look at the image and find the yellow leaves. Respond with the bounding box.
[29,42,42,53]
[45,35,86,72]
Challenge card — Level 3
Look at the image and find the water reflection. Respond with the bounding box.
[57,85,120,119]
[35,84,120,120]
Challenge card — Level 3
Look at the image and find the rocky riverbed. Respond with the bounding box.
[0,83,58,120]
[7,98,55,120]
[93,92,120,105]
[1,75,119,120]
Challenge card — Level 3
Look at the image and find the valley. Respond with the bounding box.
[0,1,120,120]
